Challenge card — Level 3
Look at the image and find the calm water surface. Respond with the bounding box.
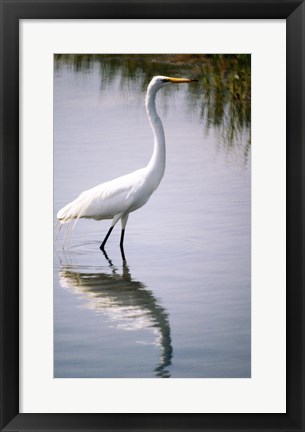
[54,61,251,378]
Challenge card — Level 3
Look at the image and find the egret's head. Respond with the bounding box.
[149,75,198,91]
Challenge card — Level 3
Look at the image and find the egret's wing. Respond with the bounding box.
[57,169,145,222]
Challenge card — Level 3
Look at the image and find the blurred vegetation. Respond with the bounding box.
[55,54,251,161]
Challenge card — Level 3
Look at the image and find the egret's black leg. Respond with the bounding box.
[120,229,126,262]
[100,226,114,251]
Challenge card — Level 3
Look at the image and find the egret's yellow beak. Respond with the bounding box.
[167,77,198,83]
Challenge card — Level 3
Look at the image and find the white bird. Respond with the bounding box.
[57,75,197,259]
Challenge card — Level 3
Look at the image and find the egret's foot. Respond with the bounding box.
[101,248,113,266]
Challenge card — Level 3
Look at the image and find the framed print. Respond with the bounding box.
[1,1,304,431]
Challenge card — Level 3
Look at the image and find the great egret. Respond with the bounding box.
[57,75,197,259]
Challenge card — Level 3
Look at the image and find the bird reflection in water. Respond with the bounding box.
[59,259,172,378]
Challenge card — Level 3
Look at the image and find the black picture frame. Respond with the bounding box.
[1,1,304,431]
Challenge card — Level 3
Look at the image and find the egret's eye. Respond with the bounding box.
[161,78,169,83]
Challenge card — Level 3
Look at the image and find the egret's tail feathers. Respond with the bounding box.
[57,187,96,223]
[54,220,63,243]
[63,217,80,249]
[57,197,87,249]
[57,203,74,223]
[57,199,84,223]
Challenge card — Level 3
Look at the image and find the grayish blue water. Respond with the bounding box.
[54,60,251,378]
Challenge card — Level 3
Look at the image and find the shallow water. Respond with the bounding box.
[54,60,251,378]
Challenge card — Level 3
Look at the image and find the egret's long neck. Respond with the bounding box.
[145,86,166,187]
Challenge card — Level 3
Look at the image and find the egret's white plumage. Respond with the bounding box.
[57,75,197,256]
